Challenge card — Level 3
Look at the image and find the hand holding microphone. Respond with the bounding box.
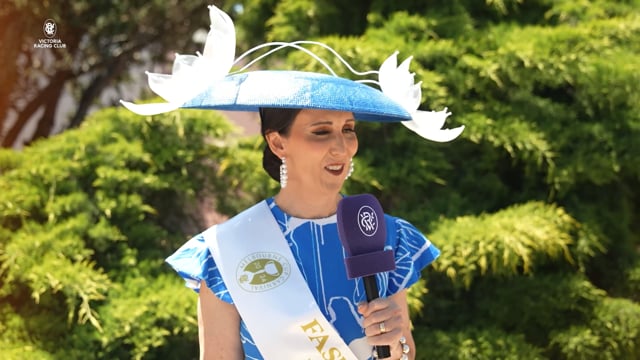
[337,194,396,359]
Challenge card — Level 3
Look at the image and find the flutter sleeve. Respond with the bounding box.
[384,215,441,295]
[165,233,234,304]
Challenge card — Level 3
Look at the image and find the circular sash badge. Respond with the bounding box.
[237,252,291,292]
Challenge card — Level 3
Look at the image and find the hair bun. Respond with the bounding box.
[260,108,301,182]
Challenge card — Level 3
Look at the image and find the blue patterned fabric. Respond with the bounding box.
[166,198,440,359]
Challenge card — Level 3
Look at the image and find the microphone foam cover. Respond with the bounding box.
[337,194,396,278]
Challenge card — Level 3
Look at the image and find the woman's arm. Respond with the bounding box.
[198,280,244,360]
[358,289,416,360]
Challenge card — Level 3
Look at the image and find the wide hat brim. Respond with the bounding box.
[181,70,412,122]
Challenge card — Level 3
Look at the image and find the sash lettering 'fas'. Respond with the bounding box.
[301,319,347,360]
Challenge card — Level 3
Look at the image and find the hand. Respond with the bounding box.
[358,297,407,359]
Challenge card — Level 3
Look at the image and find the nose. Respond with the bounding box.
[330,133,348,156]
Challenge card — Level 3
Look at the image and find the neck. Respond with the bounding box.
[274,187,341,219]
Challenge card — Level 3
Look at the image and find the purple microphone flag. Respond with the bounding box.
[337,194,396,279]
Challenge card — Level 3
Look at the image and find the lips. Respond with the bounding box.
[325,164,345,176]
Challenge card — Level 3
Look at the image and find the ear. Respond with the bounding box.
[265,131,286,159]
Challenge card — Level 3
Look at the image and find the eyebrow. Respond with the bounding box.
[309,119,356,126]
[310,121,332,126]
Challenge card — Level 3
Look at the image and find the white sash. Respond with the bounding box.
[203,201,359,360]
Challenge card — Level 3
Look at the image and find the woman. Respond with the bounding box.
[121,5,463,360]
[166,107,438,360]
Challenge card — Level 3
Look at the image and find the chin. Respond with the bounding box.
[324,180,346,192]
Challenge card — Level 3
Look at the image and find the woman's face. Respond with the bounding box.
[269,109,358,194]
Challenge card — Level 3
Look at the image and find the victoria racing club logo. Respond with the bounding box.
[35,18,66,49]
[43,19,57,38]
[357,205,378,237]
[237,252,291,292]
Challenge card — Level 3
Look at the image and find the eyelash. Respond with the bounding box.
[313,128,356,135]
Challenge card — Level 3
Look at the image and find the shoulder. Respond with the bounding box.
[218,199,271,228]
[381,214,440,292]
[383,214,429,243]
[384,214,440,266]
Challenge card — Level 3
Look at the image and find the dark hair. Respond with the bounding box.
[260,107,302,181]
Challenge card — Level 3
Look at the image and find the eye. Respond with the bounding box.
[343,126,356,133]
[312,130,331,135]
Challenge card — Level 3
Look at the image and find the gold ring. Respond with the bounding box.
[379,321,387,334]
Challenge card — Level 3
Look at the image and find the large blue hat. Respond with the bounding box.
[182,70,411,122]
[121,5,464,142]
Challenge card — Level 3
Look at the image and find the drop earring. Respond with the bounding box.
[279,157,288,188]
[345,158,354,179]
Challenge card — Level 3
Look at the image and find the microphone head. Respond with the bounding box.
[337,194,386,255]
[337,194,396,278]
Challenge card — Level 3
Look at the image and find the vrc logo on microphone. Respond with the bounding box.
[357,206,378,237]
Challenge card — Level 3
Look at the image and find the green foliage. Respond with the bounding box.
[212,136,278,215]
[276,0,640,358]
[414,326,545,360]
[429,202,599,288]
[406,278,428,319]
[549,298,640,359]
[2,0,639,358]
[472,274,606,344]
[94,274,198,360]
[0,106,255,358]
[265,0,339,42]
[545,0,639,23]
[627,261,640,302]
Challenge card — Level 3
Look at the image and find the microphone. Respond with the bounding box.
[337,194,396,359]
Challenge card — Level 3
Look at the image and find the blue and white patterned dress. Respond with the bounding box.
[166,197,440,359]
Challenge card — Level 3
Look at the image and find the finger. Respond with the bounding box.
[357,301,368,315]
[361,304,401,329]
[358,297,394,317]
[363,316,401,338]
[365,326,403,346]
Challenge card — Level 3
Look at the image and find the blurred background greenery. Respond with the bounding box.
[1,0,639,359]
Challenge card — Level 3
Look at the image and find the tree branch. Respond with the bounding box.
[1,70,73,148]
[69,53,128,128]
